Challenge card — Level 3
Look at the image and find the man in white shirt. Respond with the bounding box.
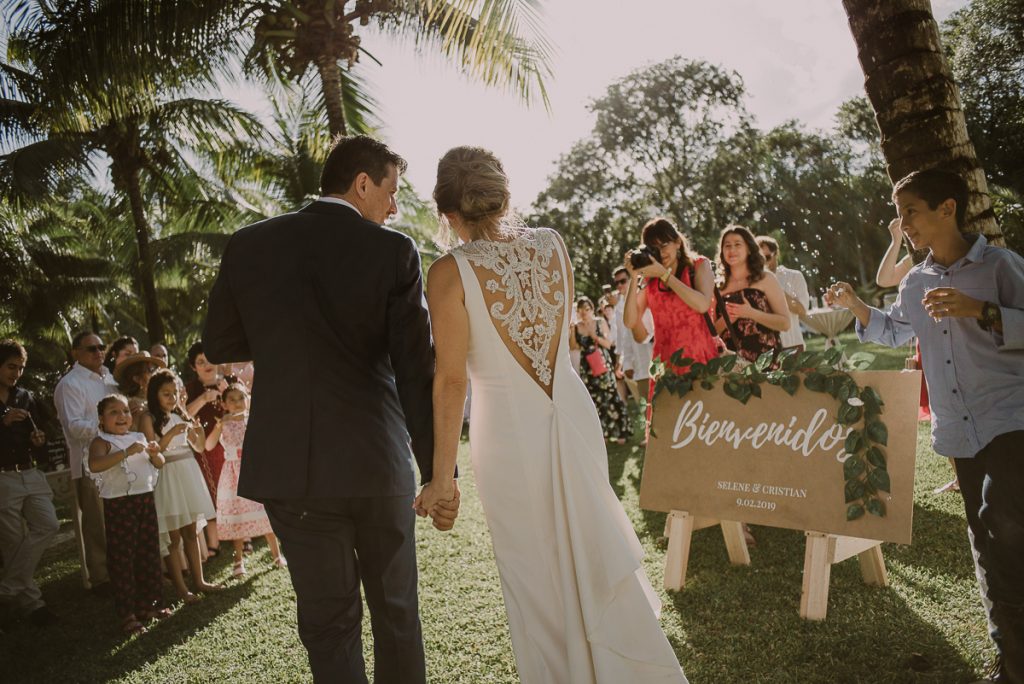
[757,236,810,350]
[53,331,118,588]
[611,269,634,398]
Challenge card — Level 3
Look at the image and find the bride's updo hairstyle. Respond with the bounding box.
[433,146,519,249]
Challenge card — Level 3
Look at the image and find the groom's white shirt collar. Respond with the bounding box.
[317,196,362,217]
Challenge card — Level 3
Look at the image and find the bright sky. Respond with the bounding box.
[245,0,969,210]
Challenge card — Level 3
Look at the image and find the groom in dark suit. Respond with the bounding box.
[202,135,457,683]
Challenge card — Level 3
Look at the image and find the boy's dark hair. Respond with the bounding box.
[892,169,969,230]
[613,266,628,278]
[0,339,27,365]
[320,135,408,196]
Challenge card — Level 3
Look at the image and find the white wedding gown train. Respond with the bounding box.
[451,228,687,684]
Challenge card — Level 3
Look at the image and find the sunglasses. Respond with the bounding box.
[80,344,107,353]
[614,279,629,285]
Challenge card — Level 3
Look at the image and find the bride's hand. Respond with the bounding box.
[413,479,458,520]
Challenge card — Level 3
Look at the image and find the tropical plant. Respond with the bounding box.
[1,1,265,342]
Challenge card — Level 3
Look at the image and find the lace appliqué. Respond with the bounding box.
[457,229,564,386]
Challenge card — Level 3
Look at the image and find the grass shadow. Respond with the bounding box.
[1,537,261,683]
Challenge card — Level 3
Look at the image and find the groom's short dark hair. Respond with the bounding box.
[320,135,408,195]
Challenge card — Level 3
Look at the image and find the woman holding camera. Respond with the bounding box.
[623,218,719,379]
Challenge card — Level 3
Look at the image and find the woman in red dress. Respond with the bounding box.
[184,342,231,556]
[623,217,718,380]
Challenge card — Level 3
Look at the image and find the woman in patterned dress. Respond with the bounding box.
[713,225,791,363]
[569,296,633,443]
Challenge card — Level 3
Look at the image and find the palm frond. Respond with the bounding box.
[391,0,553,110]
[0,134,95,202]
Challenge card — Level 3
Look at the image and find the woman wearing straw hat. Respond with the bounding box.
[113,353,165,432]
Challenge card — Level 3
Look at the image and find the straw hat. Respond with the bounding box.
[113,352,166,383]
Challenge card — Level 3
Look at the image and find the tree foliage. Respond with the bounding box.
[531,57,893,298]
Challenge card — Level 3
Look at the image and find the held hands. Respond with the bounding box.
[413,479,461,532]
[922,287,985,321]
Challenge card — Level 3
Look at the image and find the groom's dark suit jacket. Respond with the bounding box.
[202,201,435,500]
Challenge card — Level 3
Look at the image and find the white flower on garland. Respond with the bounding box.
[847,397,864,406]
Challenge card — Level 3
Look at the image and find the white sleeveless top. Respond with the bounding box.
[161,413,196,463]
[88,430,159,499]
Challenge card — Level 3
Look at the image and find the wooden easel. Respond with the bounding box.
[662,510,750,590]
[662,510,890,621]
[799,531,888,621]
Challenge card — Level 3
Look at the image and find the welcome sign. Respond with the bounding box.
[639,370,920,545]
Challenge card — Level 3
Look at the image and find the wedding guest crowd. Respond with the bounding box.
[1,330,278,636]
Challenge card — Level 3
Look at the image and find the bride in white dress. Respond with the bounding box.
[414,147,688,683]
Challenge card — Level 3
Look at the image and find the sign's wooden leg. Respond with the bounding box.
[664,510,695,591]
[719,521,751,566]
[857,544,889,587]
[800,531,832,621]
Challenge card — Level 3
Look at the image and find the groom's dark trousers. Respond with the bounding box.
[202,201,435,684]
[265,497,424,683]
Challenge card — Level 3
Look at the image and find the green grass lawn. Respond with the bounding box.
[3,350,993,682]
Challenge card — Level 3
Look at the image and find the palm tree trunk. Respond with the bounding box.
[316,54,348,137]
[119,161,166,343]
[842,0,1002,242]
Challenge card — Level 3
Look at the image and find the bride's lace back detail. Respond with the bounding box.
[454,228,567,395]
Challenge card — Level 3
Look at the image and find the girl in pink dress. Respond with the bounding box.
[204,384,285,576]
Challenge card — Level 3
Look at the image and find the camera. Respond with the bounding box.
[629,245,661,270]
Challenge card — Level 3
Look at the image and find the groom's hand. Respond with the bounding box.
[430,481,461,532]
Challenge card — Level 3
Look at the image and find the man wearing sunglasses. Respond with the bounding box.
[53,331,119,589]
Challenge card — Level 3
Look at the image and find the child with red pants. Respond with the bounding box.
[87,394,168,636]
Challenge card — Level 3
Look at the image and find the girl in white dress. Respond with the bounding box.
[415,147,688,683]
[140,369,221,602]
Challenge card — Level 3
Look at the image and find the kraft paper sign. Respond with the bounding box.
[639,370,920,545]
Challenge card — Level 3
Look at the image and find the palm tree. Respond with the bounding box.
[34,0,554,138]
[0,183,125,377]
[1,4,264,342]
[841,0,1002,242]
[222,83,440,261]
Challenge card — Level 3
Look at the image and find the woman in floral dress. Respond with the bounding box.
[714,225,791,363]
[570,296,633,443]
